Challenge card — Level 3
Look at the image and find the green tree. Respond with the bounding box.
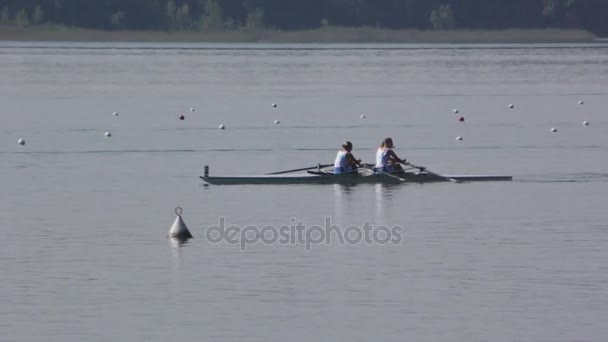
[110,11,126,30]
[200,0,224,30]
[32,5,44,25]
[0,0,606,36]
[245,7,264,30]
[224,17,236,30]
[0,6,10,25]
[430,4,455,30]
[175,4,192,29]
[166,0,176,29]
[15,9,30,26]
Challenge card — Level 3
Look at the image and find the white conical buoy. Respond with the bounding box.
[272,103,277,108]
[453,109,459,114]
[169,207,193,240]
[583,120,589,126]
[219,124,226,130]
[274,120,280,124]
[578,100,584,105]
[113,112,119,116]
[508,104,514,109]
[456,136,463,141]
[551,128,558,133]
[105,132,112,138]
[17,138,26,146]
[360,115,366,119]
[190,108,195,112]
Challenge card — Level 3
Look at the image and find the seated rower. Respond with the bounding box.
[375,137,406,173]
[334,141,363,174]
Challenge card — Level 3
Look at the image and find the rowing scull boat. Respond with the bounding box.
[200,166,512,185]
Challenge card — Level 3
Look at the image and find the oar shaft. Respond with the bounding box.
[268,163,332,175]
[405,162,460,183]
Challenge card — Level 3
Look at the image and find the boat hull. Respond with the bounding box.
[200,171,512,185]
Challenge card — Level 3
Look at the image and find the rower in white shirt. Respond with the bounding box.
[375,137,406,173]
[334,141,363,174]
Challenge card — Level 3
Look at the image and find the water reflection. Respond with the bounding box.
[169,237,191,249]
[375,183,398,220]
[333,183,357,195]
[332,183,400,225]
[333,184,355,224]
[168,236,191,265]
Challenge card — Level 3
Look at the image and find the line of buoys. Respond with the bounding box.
[21,100,593,151]
[168,207,193,240]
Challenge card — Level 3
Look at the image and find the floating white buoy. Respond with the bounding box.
[583,120,589,126]
[274,120,280,124]
[456,136,463,141]
[190,108,195,112]
[453,109,459,114]
[551,128,558,133]
[219,124,226,130]
[578,100,584,105]
[17,138,25,146]
[360,115,366,119]
[509,104,514,109]
[272,103,277,108]
[112,112,119,116]
[105,132,112,138]
[168,207,193,240]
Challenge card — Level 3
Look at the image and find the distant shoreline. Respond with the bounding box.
[0,25,600,44]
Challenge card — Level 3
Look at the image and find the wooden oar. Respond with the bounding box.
[404,162,461,183]
[268,163,333,175]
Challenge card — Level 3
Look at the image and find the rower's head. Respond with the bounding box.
[382,137,394,148]
[342,141,353,152]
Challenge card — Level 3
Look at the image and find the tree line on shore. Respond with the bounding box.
[1,0,607,35]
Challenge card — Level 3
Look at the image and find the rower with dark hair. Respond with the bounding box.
[375,137,406,173]
[334,141,362,174]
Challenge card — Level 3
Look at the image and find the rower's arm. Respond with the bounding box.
[387,150,406,164]
[346,153,363,167]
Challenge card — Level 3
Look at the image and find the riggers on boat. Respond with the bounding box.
[199,165,512,185]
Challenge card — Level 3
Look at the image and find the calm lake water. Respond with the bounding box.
[1,42,608,341]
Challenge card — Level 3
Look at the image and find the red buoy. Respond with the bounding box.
[179,115,185,120]
[459,116,465,122]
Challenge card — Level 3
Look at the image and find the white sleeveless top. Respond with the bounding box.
[334,150,348,168]
[375,148,390,168]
